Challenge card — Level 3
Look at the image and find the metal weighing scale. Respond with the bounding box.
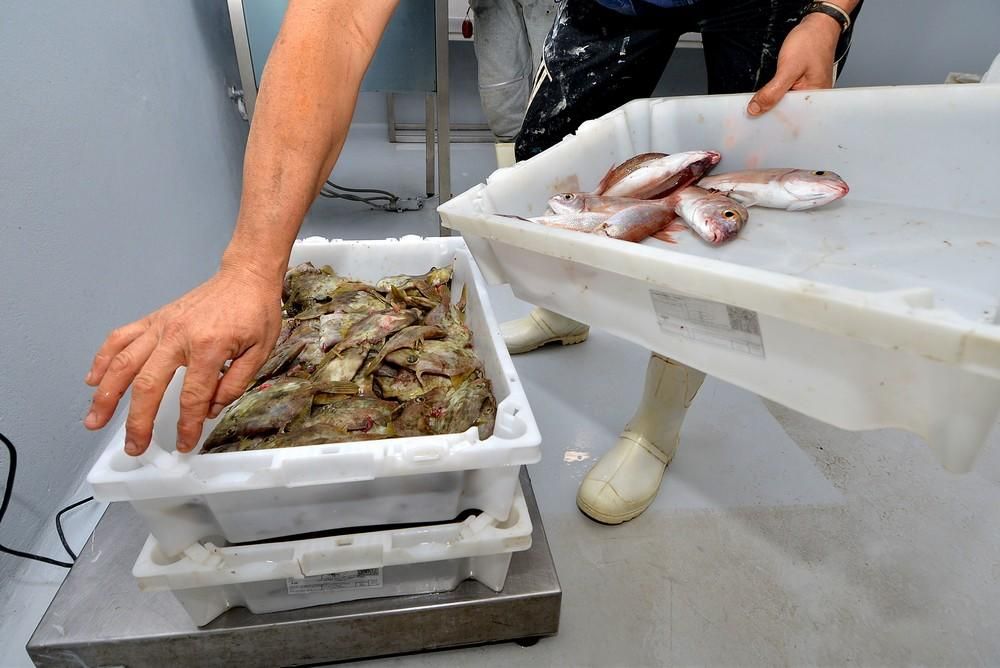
[27,469,561,667]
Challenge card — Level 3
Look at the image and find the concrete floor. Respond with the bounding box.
[4,122,1000,668]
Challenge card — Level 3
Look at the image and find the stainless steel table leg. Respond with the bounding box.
[434,0,451,235]
[386,92,397,143]
[426,93,436,197]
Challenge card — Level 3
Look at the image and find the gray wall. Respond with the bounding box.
[838,0,1000,87]
[0,1,248,586]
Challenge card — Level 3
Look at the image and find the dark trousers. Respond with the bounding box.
[514,0,863,160]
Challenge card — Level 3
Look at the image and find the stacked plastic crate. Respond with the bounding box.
[86,236,542,626]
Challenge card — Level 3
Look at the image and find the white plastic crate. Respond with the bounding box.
[132,482,532,627]
[438,84,1000,473]
[87,237,541,556]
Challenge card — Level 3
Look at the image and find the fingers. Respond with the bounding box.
[208,347,270,419]
[84,331,159,430]
[174,347,231,453]
[747,64,802,116]
[85,320,149,386]
[123,336,186,456]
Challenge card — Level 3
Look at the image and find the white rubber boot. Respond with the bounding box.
[500,307,590,355]
[495,142,590,355]
[577,353,706,524]
[495,142,516,169]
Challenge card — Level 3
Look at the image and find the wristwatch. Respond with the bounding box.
[802,1,851,33]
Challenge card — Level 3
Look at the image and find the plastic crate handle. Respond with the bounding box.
[137,439,193,473]
[401,439,450,463]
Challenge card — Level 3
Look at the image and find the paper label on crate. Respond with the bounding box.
[650,290,765,357]
[286,568,383,594]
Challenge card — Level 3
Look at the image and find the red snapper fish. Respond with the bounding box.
[697,168,849,211]
[594,150,722,199]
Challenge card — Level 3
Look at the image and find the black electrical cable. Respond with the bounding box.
[0,431,94,569]
[325,180,398,199]
[55,496,94,561]
[319,189,394,204]
[319,180,417,211]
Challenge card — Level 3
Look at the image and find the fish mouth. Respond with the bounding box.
[790,181,850,204]
[703,223,730,245]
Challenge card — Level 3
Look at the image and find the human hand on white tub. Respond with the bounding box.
[748,1,859,116]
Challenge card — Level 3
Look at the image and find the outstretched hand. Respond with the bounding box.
[84,266,282,455]
[747,13,842,116]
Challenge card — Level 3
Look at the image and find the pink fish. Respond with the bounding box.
[595,151,722,199]
[697,169,849,211]
[672,186,748,245]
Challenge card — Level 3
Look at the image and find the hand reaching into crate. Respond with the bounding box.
[84,267,282,455]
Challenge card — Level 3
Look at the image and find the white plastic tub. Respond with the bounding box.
[133,482,532,627]
[438,83,1000,473]
[87,237,541,556]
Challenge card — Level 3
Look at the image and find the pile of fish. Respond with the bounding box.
[201,262,497,454]
[507,151,849,246]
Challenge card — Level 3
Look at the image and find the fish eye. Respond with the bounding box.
[406,354,418,364]
[561,194,573,200]
[723,210,737,219]
[813,170,827,176]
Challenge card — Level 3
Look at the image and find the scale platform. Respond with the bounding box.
[27,468,560,667]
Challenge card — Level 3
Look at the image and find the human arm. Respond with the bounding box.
[747,0,860,116]
[83,0,400,455]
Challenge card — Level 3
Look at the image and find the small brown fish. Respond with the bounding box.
[385,340,482,383]
[293,286,388,321]
[252,337,307,388]
[264,425,387,450]
[361,325,447,377]
[423,284,471,348]
[311,345,368,388]
[282,263,355,316]
[376,266,453,293]
[393,387,451,437]
[303,397,401,436]
[444,375,496,439]
[319,311,370,351]
[274,318,298,348]
[330,309,421,355]
[202,378,315,452]
[374,366,452,401]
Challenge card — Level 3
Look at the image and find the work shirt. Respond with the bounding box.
[593,0,701,15]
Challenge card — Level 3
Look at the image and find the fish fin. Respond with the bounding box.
[593,162,619,195]
[456,284,468,318]
[389,285,409,310]
[652,219,687,244]
[316,381,359,396]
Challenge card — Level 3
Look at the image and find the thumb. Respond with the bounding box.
[748,67,800,116]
